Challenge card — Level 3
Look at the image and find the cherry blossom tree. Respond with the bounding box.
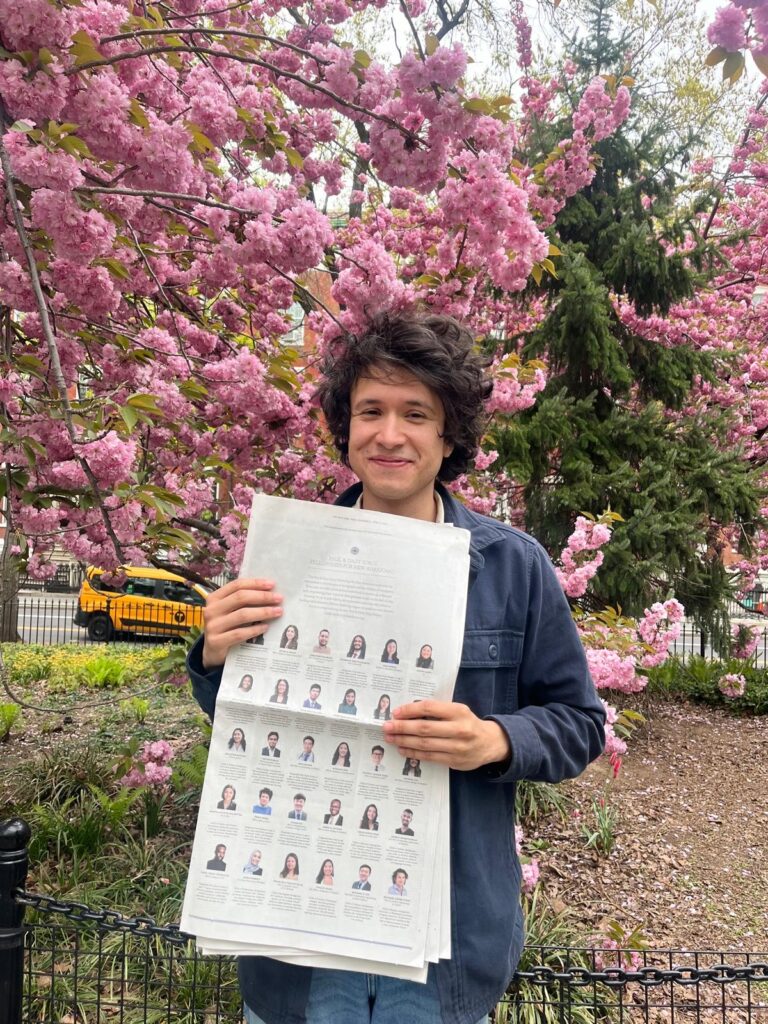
[0,0,632,638]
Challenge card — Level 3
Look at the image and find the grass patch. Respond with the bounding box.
[646,655,768,714]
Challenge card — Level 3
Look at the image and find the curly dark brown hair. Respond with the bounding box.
[316,313,492,482]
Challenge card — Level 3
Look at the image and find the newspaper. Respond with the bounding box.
[181,494,470,977]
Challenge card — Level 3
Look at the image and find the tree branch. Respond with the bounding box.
[0,102,127,564]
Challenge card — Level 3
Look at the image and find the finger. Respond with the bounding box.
[206,588,283,620]
[396,747,455,765]
[391,700,459,721]
[212,578,277,598]
[383,718,458,741]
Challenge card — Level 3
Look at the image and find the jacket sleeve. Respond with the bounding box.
[187,635,224,720]
[485,541,606,784]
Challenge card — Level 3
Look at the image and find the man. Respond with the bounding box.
[312,629,331,654]
[394,809,414,836]
[323,799,343,826]
[370,744,385,772]
[302,684,322,710]
[387,868,408,897]
[261,731,281,757]
[252,788,273,815]
[206,844,227,871]
[351,864,372,891]
[189,313,605,1024]
[288,794,307,821]
[297,736,315,763]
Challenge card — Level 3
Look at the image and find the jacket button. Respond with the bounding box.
[488,643,498,659]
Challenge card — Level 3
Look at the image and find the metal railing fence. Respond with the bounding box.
[3,819,768,1024]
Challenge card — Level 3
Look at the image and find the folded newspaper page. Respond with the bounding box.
[181,494,470,977]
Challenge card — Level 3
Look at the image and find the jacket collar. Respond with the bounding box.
[333,481,507,575]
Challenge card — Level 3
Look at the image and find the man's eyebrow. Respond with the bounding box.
[352,397,437,412]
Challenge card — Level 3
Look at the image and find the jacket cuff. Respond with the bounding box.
[483,713,543,783]
[187,635,224,720]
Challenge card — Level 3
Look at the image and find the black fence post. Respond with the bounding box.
[0,818,31,1024]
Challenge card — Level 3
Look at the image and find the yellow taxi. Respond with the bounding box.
[74,566,209,641]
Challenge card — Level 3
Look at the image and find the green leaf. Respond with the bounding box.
[722,51,745,82]
[100,257,131,280]
[752,52,768,77]
[354,49,371,68]
[463,97,492,115]
[425,33,439,57]
[129,98,150,130]
[70,29,103,67]
[127,393,161,412]
[284,146,304,169]
[705,45,728,67]
[119,406,139,431]
[531,264,543,286]
[185,121,215,154]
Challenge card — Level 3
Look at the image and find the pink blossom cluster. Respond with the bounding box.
[555,516,613,598]
[636,600,685,668]
[731,623,762,659]
[718,672,747,698]
[593,940,642,974]
[120,739,175,789]
[514,824,540,894]
[707,2,768,57]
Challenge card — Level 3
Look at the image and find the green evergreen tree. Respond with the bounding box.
[494,0,761,626]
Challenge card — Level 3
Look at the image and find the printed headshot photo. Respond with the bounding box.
[242,850,263,876]
[380,638,399,664]
[373,693,391,721]
[245,633,264,646]
[298,735,315,763]
[261,731,280,757]
[370,744,385,772]
[302,684,322,710]
[252,787,273,815]
[352,864,372,891]
[279,624,299,650]
[315,858,334,886]
[227,727,246,753]
[288,793,307,821]
[359,803,379,831]
[395,809,414,836]
[402,757,422,778]
[346,634,366,659]
[279,853,300,880]
[338,688,357,715]
[416,643,434,669]
[206,843,227,871]
[237,673,254,693]
[388,868,409,896]
[312,628,331,654]
[217,784,237,811]
[269,678,289,704]
[323,799,343,826]
[330,741,351,767]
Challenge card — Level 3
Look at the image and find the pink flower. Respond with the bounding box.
[719,673,746,698]
[707,5,748,51]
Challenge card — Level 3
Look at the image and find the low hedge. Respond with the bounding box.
[646,655,768,714]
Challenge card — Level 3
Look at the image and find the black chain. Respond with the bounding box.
[515,962,768,988]
[16,888,768,987]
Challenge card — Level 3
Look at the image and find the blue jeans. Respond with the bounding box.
[243,970,489,1024]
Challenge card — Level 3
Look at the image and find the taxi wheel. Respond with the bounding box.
[87,613,114,642]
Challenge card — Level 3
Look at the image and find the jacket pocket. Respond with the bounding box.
[455,629,523,716]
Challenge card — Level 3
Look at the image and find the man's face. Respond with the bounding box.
[303,738,314,753]
[400,810,413,829]
[309,685,321,700]
[359,866,370,882]
[215,845,226,859]
[318,630,329,647]
[267,733,278,749]
[371,749,383,765]
[348,369,452,519]
[293,797,305,812]
[330,800,341,815]
[259,791,270,806]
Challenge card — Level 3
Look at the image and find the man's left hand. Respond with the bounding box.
[382,700,510,771]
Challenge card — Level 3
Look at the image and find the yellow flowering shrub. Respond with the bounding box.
[1,643,172,691]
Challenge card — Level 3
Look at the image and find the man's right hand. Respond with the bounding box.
[202,578,283,669]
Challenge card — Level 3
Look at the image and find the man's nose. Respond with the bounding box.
[376,413,405,445]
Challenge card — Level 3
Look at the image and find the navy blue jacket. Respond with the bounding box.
[187,483,605,1024]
